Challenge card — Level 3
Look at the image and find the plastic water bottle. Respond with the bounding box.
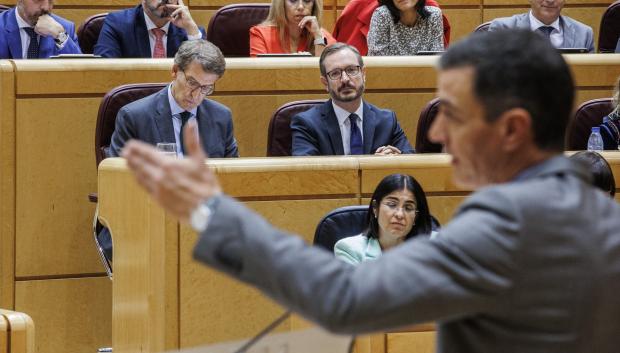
[587,127,604,152]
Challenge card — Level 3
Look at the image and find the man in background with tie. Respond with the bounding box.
[488,0,594,52]
[0,0,82,59]
[109,39,238,158]
[94,0,205,58]
[291,43,414,156]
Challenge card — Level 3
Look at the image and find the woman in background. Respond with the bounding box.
[367,0,444,56]
[334,174,436,265]
[249,0,336,56]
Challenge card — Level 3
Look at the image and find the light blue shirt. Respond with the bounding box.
[332,101,364,155]
[167,85,198,158]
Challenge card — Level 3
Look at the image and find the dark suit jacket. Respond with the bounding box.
[93,5,206,58]
[290,100,414,156]
[0,7,81,59]
[108,87,238,157]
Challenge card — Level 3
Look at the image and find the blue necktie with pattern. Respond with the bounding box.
[23,27,39,59]
[538,26,554,41]
[349,113,363,155]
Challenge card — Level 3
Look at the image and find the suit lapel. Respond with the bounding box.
[559,16,575,48]
[361,101,376,154]
[516,13,531,29]
[6,9,23,59]
[166,25,185,57]
[195,102,212,152]
[152,88,176,143]
[135,7,152,58]
[323,101,345,155]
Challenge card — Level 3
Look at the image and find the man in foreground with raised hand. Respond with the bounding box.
[123,30,620,352]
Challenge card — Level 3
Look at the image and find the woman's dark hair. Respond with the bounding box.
[379,0,429,24]
[570,151,616,197]
[365,174,433,240]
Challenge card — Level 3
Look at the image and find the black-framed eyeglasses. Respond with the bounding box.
[325,65,361,81]
[180,70,215,95]
[380,201,418,214]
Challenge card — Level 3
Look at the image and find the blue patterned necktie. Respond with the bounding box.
[23,27,39,59]
[538,26,554,41]
[349,113,363,155]
[179,111,192,154]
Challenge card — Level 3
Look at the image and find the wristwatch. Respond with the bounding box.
[313,37,327,46]
[54,31,68,45]
[190,196,220,233]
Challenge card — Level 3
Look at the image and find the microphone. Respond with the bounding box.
[233,310,292,353]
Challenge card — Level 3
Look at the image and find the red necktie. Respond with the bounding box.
[152,28,166,58]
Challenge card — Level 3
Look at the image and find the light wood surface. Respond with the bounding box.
[1,56,619,353]
[0,309,35,353]
[99,155,468,353]
[14,278,111,353]
[0,61,15,310]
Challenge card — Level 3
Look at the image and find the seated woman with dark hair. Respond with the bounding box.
[366,0,444,56]
[249,0,336,56]
[598,76,620,150]
[570,151,616,197]
[334,173,436,265]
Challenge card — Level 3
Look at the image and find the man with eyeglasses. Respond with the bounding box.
[109,39,238,158]
[291,42,414,156]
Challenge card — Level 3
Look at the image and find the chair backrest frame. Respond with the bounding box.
[77,13,108,54]
[566,98,614,150]
[266,99,326,156]
[598,0,620,53]
[415,98,443,153]
[206,3,270,57]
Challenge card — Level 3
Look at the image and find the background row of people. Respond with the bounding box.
[1,0,618,59]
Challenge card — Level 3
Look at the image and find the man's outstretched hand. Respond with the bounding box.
[122,120,220,222]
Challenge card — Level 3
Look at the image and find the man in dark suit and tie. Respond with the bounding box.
[291,43,414,156]
[109,39,238,158]
[488,0,594,52]
[94,0,205,58]
[0,0,82,59]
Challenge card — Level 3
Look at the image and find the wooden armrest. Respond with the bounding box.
[0,309,35,353]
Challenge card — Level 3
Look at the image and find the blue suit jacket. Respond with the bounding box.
[290,100,414,156]
[94,5,206,58]
[108,87,238,158]
[489,13,595,53]
[0,7,81,59]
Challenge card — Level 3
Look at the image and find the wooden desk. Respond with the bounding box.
[0,309,34,353]
[97,155,463,353]
[0,56,619,353]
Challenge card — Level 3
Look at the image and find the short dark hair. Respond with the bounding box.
[365,174,433,240]
[570,151,616,197]
[438,29,574,152]
[379,0,430,23]
[174,40,226,77]
[319,43,364,77]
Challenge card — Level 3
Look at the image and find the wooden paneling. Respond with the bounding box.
[15,98,101,277]
[0,309,35,353]
[442,8,482,43]
[0,61,15,310]
[387,332,435,353]
[14,277,111,353]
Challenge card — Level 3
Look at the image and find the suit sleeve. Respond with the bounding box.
[290,113,321,156]
[487,19,507,32]
[192,189,518,333]
[223,110,239,157]
[334,239,362,265]
[585,26,594,53]
[58,22,82,54]
[94,17,122,58]
[108,107,136,157]
[249,26,267,57]
[389,112,415,154]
